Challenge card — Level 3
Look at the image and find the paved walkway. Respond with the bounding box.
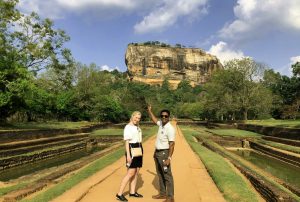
[52,124,225,202]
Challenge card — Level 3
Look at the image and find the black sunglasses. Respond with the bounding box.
[160,115,169,118]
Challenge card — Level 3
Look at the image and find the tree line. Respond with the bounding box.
[1,0,299,123]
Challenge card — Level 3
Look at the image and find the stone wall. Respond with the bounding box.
[208,135,243,147]
[0,142,86,170]
[0,135,89,158]
[249,141,300,167]
[0,123,111,143]
[262,136,300,147]
[237,124,300,140]
[94,135,122,144]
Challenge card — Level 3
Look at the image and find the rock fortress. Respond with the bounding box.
[125,43,223,89]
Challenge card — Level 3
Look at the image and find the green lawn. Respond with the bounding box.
[91,126,157,138]
[91,128,123,136]
[207,129,261,137]
[0,121,95,130]
[0,182,29,197]
[246,119,300,128]
[181,126,260,202]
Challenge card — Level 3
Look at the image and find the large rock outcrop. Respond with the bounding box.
[125,44,223,88]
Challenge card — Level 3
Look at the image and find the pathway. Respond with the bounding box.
[52,124,225,202]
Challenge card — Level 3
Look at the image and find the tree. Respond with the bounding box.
[175,44,182,48]
[158,78,176,110]
[203,58,274,120]
[0,1,73,121]
[175,80,195,103]
[55,90,81,121]
[262,69,284,118]
[24,83,55,121]
[224,58,267,120]
[91,95,127,123]
[177,102,204,119]
[263,68,300,119]
[203,69,240,120]
[292,61,300,77]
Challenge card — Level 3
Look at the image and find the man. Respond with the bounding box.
[147,105,175,202]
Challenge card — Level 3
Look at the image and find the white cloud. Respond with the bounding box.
[277,65,292,77]
[17,0,64,19]
[272,56,299,76]
[208,41,245,64]
[134,0,208,34]
[219,0,300,41]
[17,0,157,19]
[290,55,300,65]
[100,65,120,72]
[56,0,136,10]
[283,55,300,76]
[17,0,209,33]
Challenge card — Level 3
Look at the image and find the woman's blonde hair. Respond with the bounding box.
[130,111,141,121]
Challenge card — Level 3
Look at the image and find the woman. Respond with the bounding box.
[116,111,143,201]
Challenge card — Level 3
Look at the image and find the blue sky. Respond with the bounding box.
[18,0,300,76]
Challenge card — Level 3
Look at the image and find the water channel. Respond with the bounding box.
[232,149,300,189]
[0,145,106,182]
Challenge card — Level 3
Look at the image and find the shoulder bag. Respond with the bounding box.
[130,127,143,157]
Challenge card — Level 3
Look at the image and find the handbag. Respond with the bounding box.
[130,126,143,157]
[130,146,143,157]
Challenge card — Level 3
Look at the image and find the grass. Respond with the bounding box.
[141,126,158,137]
[0,121,95,131]
[91,126,157,138]
[257,139,300,154]
[20,126,157,202]
[246,119,300,128]
[91,128,123,136]
[180,126,260,202]
[0,182,29,197]
[207,129,261,138]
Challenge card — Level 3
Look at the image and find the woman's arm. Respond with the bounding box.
[125,140,132,164]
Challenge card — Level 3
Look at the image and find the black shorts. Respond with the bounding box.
[125,143,143,168]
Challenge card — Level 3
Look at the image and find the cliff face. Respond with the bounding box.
[125,44,223,88]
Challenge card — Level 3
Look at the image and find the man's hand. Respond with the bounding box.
[147,105,152,112]
[147,104,158,124]
[163,158,171,166]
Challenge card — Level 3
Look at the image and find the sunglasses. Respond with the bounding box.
[160,115,169,118]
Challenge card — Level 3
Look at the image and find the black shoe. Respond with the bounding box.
[116,194,128,201]
[129,192,143,198]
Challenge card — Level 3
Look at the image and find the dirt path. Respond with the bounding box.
[52,125,225,202]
